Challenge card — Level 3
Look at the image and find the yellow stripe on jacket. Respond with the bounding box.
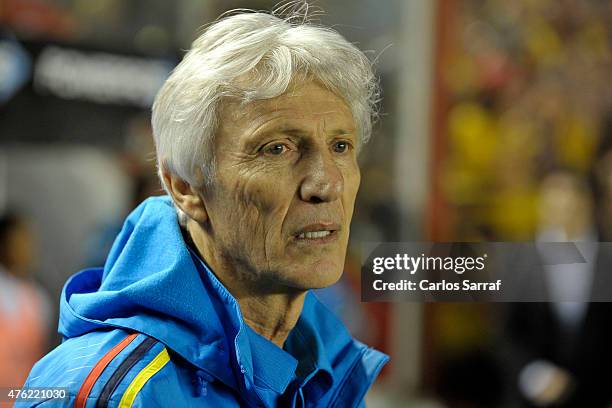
[118,347,171,408]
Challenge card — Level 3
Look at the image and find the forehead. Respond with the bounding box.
[218,81,355,134]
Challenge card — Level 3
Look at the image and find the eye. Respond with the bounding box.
[262,142,289,156]
[332,140,351,154]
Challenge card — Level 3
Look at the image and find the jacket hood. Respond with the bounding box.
[60,196,245,386]
[58,196,387,398]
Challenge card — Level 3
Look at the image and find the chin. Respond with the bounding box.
[284,258,344,290]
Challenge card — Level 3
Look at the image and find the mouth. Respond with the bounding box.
[293,223,341,244]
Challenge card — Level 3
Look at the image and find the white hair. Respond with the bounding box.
[151,3,379,193]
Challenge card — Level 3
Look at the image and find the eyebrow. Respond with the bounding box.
[277,127,354,137]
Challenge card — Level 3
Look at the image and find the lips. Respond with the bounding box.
[293,223,341,242]
[297,230,332,239]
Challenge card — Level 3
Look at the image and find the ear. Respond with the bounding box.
[162,168,209,224]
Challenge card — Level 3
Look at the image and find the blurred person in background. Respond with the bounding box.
[0,213,50,391]
[502,169,612,407]
[593,115,612,242]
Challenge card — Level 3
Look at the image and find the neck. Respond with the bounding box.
[186,221,306,347]
[238,292,306,347]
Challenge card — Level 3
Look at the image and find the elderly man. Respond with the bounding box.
[17,6,388,408]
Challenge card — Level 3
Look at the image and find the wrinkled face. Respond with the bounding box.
[203,81,360,290]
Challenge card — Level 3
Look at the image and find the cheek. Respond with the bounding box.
[343,166,361,212]
[234,177,280,216]
[222,170,291,237]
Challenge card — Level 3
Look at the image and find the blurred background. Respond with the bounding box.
[0,0,611,407]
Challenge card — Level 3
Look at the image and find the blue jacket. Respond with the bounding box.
[18,196,388,407]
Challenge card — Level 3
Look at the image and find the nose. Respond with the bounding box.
[299,151,343,203]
